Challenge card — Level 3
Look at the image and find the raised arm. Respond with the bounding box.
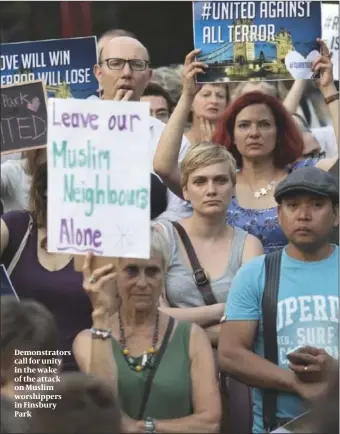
[73,253,118,387]
[282,80,307,114]
[153,50,208,198]
[316,39,339,143]
[313,39,339,171]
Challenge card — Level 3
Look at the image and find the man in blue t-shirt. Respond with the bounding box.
[218,167,339,433]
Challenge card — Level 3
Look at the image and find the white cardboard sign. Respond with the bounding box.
[47,98,151,259]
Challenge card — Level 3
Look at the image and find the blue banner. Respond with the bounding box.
[193,1,322,82]
[0,36,98,99]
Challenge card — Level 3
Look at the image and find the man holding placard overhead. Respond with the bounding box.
[93,34,192,221]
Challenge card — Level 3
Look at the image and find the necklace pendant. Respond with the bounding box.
[254,191,261,199]
[260,188,268,196]
[141,352,148,367]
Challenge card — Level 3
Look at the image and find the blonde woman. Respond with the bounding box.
[157,142,264,346]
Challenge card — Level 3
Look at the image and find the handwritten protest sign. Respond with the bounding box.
[193,1,321,82]
[0,37,97,99]
[1,80,47,155]
[322,3,339,81]
[47,98,151,259]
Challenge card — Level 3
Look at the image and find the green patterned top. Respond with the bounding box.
[111,320,193,419]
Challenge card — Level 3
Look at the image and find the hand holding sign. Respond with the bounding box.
[182,49,208,99]
[82,251,118,317]
[312,39,334,90]
[321,3,339,81]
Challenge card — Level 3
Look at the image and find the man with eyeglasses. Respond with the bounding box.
[292,114,325,161]
[94,36,150,101]
[91,34,192,221]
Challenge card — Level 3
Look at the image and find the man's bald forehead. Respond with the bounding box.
[101,36,150,62]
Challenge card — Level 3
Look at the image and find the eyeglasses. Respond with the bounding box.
[303,151,326,160]
[100,58,149,71]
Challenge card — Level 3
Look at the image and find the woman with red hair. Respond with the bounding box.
[154,40,338,253]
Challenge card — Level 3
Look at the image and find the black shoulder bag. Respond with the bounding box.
[137,316,175,420]
[171,221,217,305]
[262,249,283,432]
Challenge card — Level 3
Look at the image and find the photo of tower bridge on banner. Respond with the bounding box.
[197,29,295,82]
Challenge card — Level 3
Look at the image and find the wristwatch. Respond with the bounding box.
[144,417,156,433]
[324,92,339,105]
[90,327,112,340]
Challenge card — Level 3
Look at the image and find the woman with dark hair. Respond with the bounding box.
[154,40,338,252]
[0,152,93,371]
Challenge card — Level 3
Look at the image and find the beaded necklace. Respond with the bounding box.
[118,310,159,372]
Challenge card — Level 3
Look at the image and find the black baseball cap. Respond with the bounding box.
[274,167,339,203]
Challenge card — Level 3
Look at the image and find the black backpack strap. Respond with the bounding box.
[262,249,283,432]
[171,221,217,305]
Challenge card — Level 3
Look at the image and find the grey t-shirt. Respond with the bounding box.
[1,159,31,213]
[160,220,247,307]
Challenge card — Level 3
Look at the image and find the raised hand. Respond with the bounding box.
[182,49,208,98]
[82,252,118,316]
[312,39,334,90]
[199,117,216,142]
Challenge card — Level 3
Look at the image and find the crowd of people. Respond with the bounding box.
[0,27,339,434]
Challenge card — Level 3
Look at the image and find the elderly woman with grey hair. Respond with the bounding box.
[73,225,221,434]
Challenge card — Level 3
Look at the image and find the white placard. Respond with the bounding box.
[47,98,151,259]
[322,3,339,81]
